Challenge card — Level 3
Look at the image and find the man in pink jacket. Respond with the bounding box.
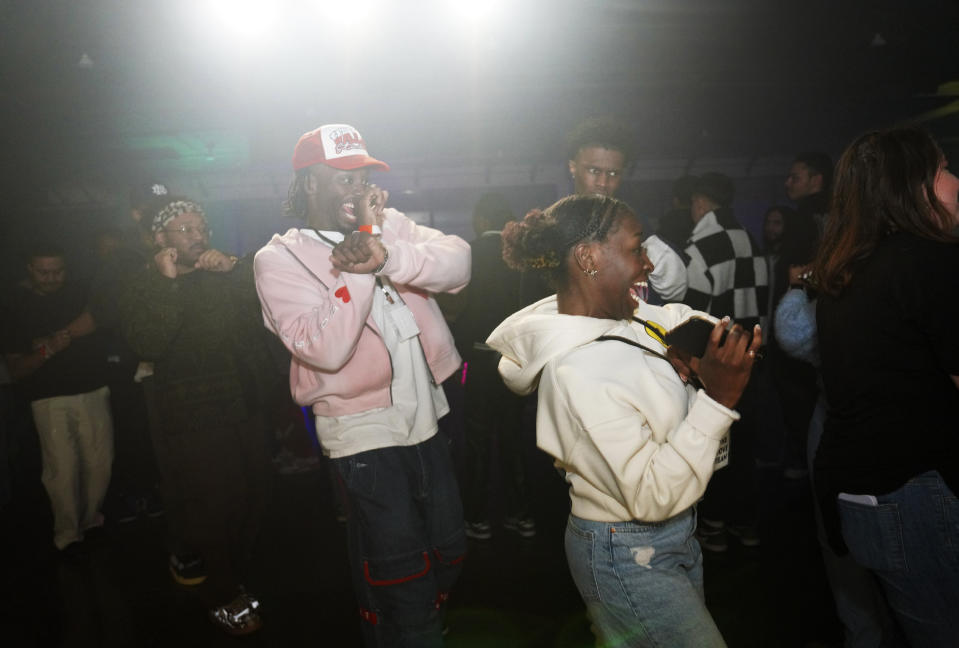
[253,124,470,647]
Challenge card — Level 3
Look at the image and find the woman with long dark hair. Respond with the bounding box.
[812,127,959,646]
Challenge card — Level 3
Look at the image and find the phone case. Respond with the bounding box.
[664,316,725,358]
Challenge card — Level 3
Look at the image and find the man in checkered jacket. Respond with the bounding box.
[682,172,768,552]
[683,173,768,332]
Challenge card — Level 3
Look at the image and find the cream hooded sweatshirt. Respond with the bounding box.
[486,295,739,523]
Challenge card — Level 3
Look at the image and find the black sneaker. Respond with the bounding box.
[464,520,492,540]
[112,494,141,524]
[209,590,262,636]
[503,516,537,538]
[728,523,761,547]
[143,492,165,518]
[695,518,728,553]
[169,553,207,586]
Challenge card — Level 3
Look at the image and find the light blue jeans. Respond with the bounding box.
[565,509,725,647]
[838,470,959,647]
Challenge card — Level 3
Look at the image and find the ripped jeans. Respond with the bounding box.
[565,509,726,647]
[332,433,467,648]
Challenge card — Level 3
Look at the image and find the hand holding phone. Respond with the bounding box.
[664,316,727,359]
[679,317,762,409]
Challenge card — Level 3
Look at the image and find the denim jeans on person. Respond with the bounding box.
[332,433,467,648]
[565,508,726,648]
[837,470,959,647]
[807,394,903,648]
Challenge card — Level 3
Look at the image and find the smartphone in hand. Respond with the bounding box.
[664,316,728,358]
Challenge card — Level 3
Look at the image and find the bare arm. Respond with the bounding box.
[5,351,45,381]
[64,311,96,338]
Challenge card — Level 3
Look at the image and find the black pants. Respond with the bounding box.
[462,349,530,522]
[699,372,761,526]
[149,392,272,606]
[107,377,160,497]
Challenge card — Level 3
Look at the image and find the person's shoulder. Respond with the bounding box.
[869,234,959,311]
[560,330,642,368]
[381,208,409,227]
[881,232,958,268]
[551,336,650,405]
[687,223,724,249]
[725,226,762,255]
[1,283,31,314]
[255,229,308,260]
[900,231,958,252]
[267,227,306,246]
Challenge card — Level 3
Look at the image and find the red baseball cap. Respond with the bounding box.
[292,124,390,172]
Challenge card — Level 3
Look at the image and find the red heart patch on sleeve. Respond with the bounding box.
[334,286,351,303]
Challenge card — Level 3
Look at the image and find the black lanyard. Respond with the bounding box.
[596,318,702,389]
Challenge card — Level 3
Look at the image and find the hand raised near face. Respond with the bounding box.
[154,247,179,279]
[195,249,237,273]
[330,185,390,274]
[688,317,762,409]
[788,263,813,287]
[354,184,389,229]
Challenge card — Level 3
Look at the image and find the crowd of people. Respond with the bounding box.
[1,118,956,647]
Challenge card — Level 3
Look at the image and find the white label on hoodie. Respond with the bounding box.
[714,434,730,470]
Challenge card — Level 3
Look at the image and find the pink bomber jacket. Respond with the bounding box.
[253,209,470,417]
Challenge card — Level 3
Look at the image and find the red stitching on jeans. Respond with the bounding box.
[364,552,431,586]
[433,548,466,566]
[358,607,379,625]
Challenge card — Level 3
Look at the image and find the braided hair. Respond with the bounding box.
[502,195,630,289]
[284,168,311,221]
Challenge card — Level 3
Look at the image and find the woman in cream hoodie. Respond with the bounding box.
[487,195,761,647]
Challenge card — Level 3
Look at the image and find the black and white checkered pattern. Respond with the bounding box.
[683,212,768,331]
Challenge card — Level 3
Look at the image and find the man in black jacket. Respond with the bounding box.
[454,193,533,540]
[120,198,274,636]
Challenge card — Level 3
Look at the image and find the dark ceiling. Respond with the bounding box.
[2,0,959,209]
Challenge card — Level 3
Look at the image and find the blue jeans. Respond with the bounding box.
[565,510,725,647]
[332,433,466,648]
[838,470,959,647]
[808,395,903,648]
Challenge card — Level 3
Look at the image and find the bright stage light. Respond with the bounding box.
[199,0,279,43]
[306,0,385,29]
[445,0,507,30]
